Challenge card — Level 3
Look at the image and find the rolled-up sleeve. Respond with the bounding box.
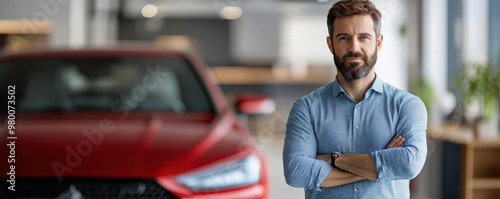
[283,98,332,191]
[370,97,427,181]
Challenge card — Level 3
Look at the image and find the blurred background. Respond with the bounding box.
[1,0,499,198]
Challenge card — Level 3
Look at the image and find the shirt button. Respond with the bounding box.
[355,188,359,191]
[355,104,359,109]
[355,125,359,129]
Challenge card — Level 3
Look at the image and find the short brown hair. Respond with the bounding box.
[327,0,382,39]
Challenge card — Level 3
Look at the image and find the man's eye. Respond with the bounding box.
[360,36,369,40]
[339,37,348,40]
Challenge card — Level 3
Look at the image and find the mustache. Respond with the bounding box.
[342,51,367,60]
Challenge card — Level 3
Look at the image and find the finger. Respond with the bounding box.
[391,134,400,142]
[388,135,405,149]
[388,135,402,148]
[400,138,406,146]
[386,135,399,148]
[386,142,394,149]
[386,137,396,148]
[395,137,405,148]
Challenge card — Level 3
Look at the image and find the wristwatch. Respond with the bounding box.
[330,151,341,168]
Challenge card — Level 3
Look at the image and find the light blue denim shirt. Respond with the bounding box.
[283,75,427,199]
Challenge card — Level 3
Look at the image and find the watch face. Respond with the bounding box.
[332,151,341,157]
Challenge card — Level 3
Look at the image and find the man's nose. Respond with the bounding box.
[349,39,361,52]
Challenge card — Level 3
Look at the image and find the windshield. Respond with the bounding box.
[0,57,214,113]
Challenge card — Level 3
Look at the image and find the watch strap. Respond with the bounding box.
[330,151,341,168]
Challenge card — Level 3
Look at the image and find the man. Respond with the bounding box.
[282,0,427,198]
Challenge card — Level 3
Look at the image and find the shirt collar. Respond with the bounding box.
[371,74,384,94]
[331,77,344,98]
[331,73,384,98]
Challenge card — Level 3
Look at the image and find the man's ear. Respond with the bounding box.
[326,36,334,54]
[376,34,383,52]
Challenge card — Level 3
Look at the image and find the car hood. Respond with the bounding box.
[2,112,253,179]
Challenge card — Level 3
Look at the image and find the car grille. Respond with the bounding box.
[1,178,180,199]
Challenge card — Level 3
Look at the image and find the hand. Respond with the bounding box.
[385,134,405,149]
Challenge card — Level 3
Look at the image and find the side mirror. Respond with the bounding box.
[235,93,275,115]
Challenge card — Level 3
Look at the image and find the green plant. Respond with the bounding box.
[414,77,435,112]
[456,63,500,121]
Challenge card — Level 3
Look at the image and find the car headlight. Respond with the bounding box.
[177,155,261,192]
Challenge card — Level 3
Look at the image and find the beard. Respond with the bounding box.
[333,47,378,80]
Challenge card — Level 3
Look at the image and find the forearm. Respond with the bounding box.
[335,153,377,181]
[316,134,405,182]
[320,167,365,187]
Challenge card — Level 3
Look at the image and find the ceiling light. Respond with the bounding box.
[220,6,243,20]
[142,4,158,18]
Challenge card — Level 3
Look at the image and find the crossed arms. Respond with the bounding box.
[315,135,405,187]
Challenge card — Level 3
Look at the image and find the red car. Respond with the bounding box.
[0,47,271,198]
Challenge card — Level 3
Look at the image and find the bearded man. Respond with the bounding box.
[283,0,427,198]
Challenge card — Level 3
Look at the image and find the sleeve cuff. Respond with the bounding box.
[370,151,387,182]
[314,160,333,191]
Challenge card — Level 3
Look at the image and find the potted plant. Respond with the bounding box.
[456,62,500,139]
[413,77,436,125]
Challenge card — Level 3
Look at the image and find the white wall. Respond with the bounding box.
[231,1,282,65]
[463,0,488,63]
[372,0,408,90]
[422,0,448,124]
[279,13,332,79]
